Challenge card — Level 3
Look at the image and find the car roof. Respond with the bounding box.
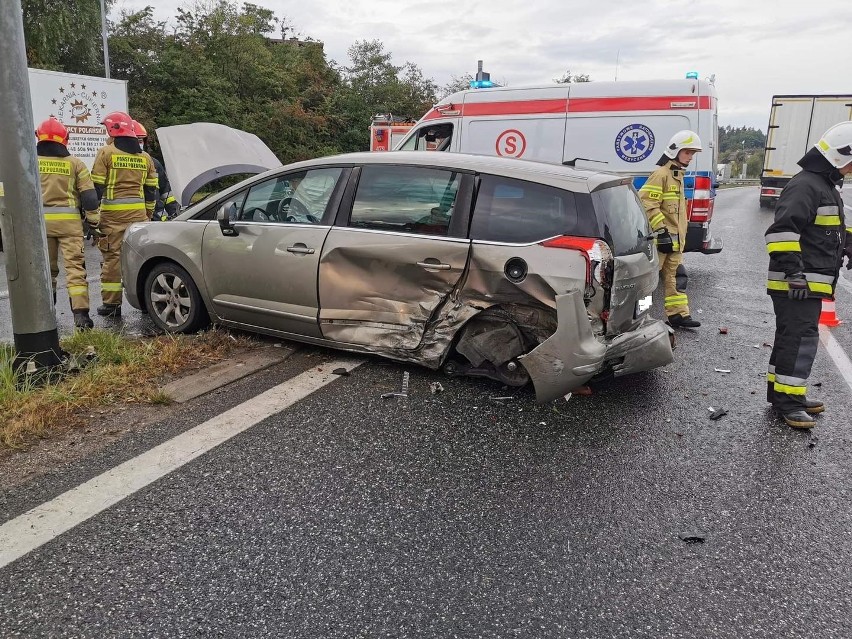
[270,151,624,193]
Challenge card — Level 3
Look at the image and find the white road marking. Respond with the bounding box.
[0,358,364,570]
[819,326,852,395]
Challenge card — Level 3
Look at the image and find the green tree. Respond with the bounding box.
[440,73,474,99]
[23,0,114,74]
[330,39,437,152]
[554,69,591,83]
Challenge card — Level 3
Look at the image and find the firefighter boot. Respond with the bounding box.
[97,303,122,318]
[73,310,94,329]
[803,398,825,415]
[668,314,701,328]
[782,410,816,429]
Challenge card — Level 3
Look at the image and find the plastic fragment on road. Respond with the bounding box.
[714,368,732,373]
[678,531,708,544]
[708,407,728,420]
[491,395,514,402]
[719,327,728,335]
[381,371,410,399]
[564,392,573,402]
[332,367,350,376]
[430,381,444,394]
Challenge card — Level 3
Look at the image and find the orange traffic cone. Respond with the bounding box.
[819,298,842,327]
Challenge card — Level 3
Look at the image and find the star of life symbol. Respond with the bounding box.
[615,124,655,163]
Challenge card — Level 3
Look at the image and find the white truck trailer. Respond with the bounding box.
[760,94,852,207]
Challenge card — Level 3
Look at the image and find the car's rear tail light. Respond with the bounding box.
[539,236,611,286]
[688,176,713,223]
[761,187,779,196]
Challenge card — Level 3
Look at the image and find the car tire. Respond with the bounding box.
[144,262,209,334]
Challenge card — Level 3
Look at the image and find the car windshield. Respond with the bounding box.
[592,184,652,257]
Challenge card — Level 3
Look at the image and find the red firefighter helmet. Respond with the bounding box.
[102,111,135,137]
[133,120,147,139]
[35,117,69,145]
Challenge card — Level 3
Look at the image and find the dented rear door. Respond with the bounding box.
[318,164,472,350]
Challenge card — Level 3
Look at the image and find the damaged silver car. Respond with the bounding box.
[122,147,673,401]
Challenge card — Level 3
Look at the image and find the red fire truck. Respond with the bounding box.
[369,114,416,152]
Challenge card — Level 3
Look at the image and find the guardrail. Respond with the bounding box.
[717,179,759,187]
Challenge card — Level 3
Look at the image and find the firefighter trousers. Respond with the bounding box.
[97,213,146,306]
[660,250,689,318]
[46,233,89,311]
[767,296,822,413]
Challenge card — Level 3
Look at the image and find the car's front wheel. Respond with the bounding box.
[144,262,209,333]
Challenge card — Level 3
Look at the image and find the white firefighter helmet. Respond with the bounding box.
[815,121,852,169]
[664,130,703,159]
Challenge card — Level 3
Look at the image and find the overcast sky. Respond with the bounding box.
[115,0,850,130]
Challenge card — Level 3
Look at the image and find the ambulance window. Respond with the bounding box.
[470,175,597,243]
[399,124,454,151]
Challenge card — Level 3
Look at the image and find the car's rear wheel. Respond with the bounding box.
[144,262,209,333]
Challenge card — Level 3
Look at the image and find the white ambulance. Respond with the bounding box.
[395,78,722,254]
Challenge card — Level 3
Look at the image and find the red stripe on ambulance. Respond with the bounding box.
[423,95,712,120]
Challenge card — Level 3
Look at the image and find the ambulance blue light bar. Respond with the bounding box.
[470,80,494,89]
[685,71,699,79]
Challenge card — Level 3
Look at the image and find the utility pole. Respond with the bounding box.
[0,1,64,370]
[99,0,111,79]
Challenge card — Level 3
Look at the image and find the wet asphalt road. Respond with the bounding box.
[2,187,852,637]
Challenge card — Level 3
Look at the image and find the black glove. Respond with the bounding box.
[164,199,179,219]
[786,273,809,300]
[844,245,852,270]
[655,230,674,254]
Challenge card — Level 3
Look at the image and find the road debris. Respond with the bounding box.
[763,342,773,348]
[332,367,350,376]
[714,368,732,374]
[564,392,573,402]
[430,381,444,395]
[491,395,514,402]
[808,436,819,449]
[678,531,708,544]
[708,407,728,420]
[719,327,729,335]
[572,385,593,396]
[381,371,410,399]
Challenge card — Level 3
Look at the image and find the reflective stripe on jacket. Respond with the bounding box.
[765,170,847,300]
[638,161,687,251]
[91,144,159,218]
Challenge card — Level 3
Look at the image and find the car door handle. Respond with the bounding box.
[286,245,315,255]
[416,260,451,270]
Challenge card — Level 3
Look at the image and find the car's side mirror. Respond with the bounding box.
[217,202,239,236]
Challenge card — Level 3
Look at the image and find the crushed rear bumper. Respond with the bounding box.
[519,291,673,402]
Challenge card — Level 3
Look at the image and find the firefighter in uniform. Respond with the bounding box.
[91,111,158,317]
[639,130,703,328]
[765,121,852,428]
[133,120,180,221]
[35,117,101,329]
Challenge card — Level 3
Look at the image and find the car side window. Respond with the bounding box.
[350,165,461,236]
[470,174,597,243]
[239,168,342,224]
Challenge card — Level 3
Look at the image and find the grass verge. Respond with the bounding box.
[0,328,256,450]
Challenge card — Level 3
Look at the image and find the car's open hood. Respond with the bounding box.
[156,123,282,207]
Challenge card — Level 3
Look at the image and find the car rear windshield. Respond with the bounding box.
[592,184,652,256]
[469,174,598,243]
